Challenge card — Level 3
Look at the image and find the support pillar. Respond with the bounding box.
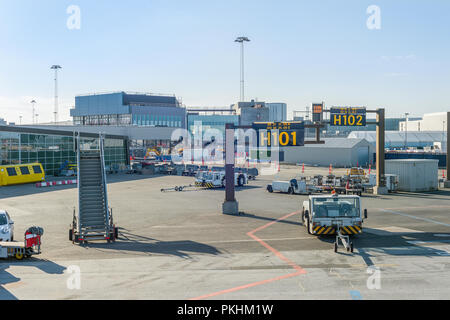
[223,123,239,215]
[445,112,450,188]
[374,108,388,195]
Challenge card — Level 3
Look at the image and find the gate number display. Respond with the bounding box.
[253,122,305,147]
[330,107,367,127]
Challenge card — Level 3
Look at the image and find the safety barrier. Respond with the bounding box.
[36,180,77,188]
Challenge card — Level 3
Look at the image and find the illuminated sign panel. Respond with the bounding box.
[253,122,305,147]
[330,107,367,127]
[312,103,324,122]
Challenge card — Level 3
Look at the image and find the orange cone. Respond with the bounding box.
[302,163,305,174]
[329,164,333,175]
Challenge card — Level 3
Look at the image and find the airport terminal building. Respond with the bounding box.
[71,92,186,128]
[0,125,129,176]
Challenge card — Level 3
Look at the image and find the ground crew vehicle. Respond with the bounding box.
[0,163,45,186]
[55,161,77,177]
[267,179,312,195]
[302,194,368,253]
[195,170,248,188]
[0,226,43,260]
[349,167,366,177]
[0,210,14,242]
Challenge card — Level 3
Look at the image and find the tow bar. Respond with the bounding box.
[161,184,196,192]
[333,221,354,253]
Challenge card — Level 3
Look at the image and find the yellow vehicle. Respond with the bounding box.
[145,148,161,159]
[349,167,365,177]
[0,163,46,186]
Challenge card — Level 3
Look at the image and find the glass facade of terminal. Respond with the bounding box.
[0,129,128,176]
[70,92,187,128]
[187,115,240,137]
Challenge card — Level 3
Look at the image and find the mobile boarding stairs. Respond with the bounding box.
[69,133,118,244]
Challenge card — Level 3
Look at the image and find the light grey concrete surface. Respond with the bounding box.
[1,165,450,300]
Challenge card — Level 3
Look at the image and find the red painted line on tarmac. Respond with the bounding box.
[190,270,304,301]
[190,211,306,300]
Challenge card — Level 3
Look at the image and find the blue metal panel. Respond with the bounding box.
[72,93,129,116]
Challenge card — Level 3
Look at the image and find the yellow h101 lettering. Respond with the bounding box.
[260,131,271,147]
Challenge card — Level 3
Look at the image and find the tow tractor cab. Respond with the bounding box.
[302,194,368,236]
[195,170,248,188]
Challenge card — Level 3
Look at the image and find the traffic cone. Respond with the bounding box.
[302,163,305,174]
[329,164,333,175]
[278,162,281,173]
[443,170,446,179]
[369,164,372,175]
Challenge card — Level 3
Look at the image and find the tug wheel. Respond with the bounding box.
[15,252,24,260]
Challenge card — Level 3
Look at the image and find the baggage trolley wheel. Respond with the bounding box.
[334,242,338,253]
[350,242,354,253]
[114,227,119,240]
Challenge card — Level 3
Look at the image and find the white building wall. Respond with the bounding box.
[282,147,352,167]
[400,112,447,132]
[386,159,439,192]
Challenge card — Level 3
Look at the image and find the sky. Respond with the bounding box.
[0,0,449,124]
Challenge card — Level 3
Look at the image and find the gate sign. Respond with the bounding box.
[253,122,305,147]
[330,107,367,127]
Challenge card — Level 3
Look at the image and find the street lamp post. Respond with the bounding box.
[51,65,62,124]
[404,112,409,150]
[235,37,250,102]
[31,100,36,124]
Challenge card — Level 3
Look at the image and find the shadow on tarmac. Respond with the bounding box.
[77,229,221,259]
[387,190,450,200]
[0,259,66,300]
[316,230,450,266]
[236,212,302,228]
[0,174,167,200]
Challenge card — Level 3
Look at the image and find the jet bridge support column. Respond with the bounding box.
[445,112,450,188]
[374,108,388,195]
[223,123,239,215]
